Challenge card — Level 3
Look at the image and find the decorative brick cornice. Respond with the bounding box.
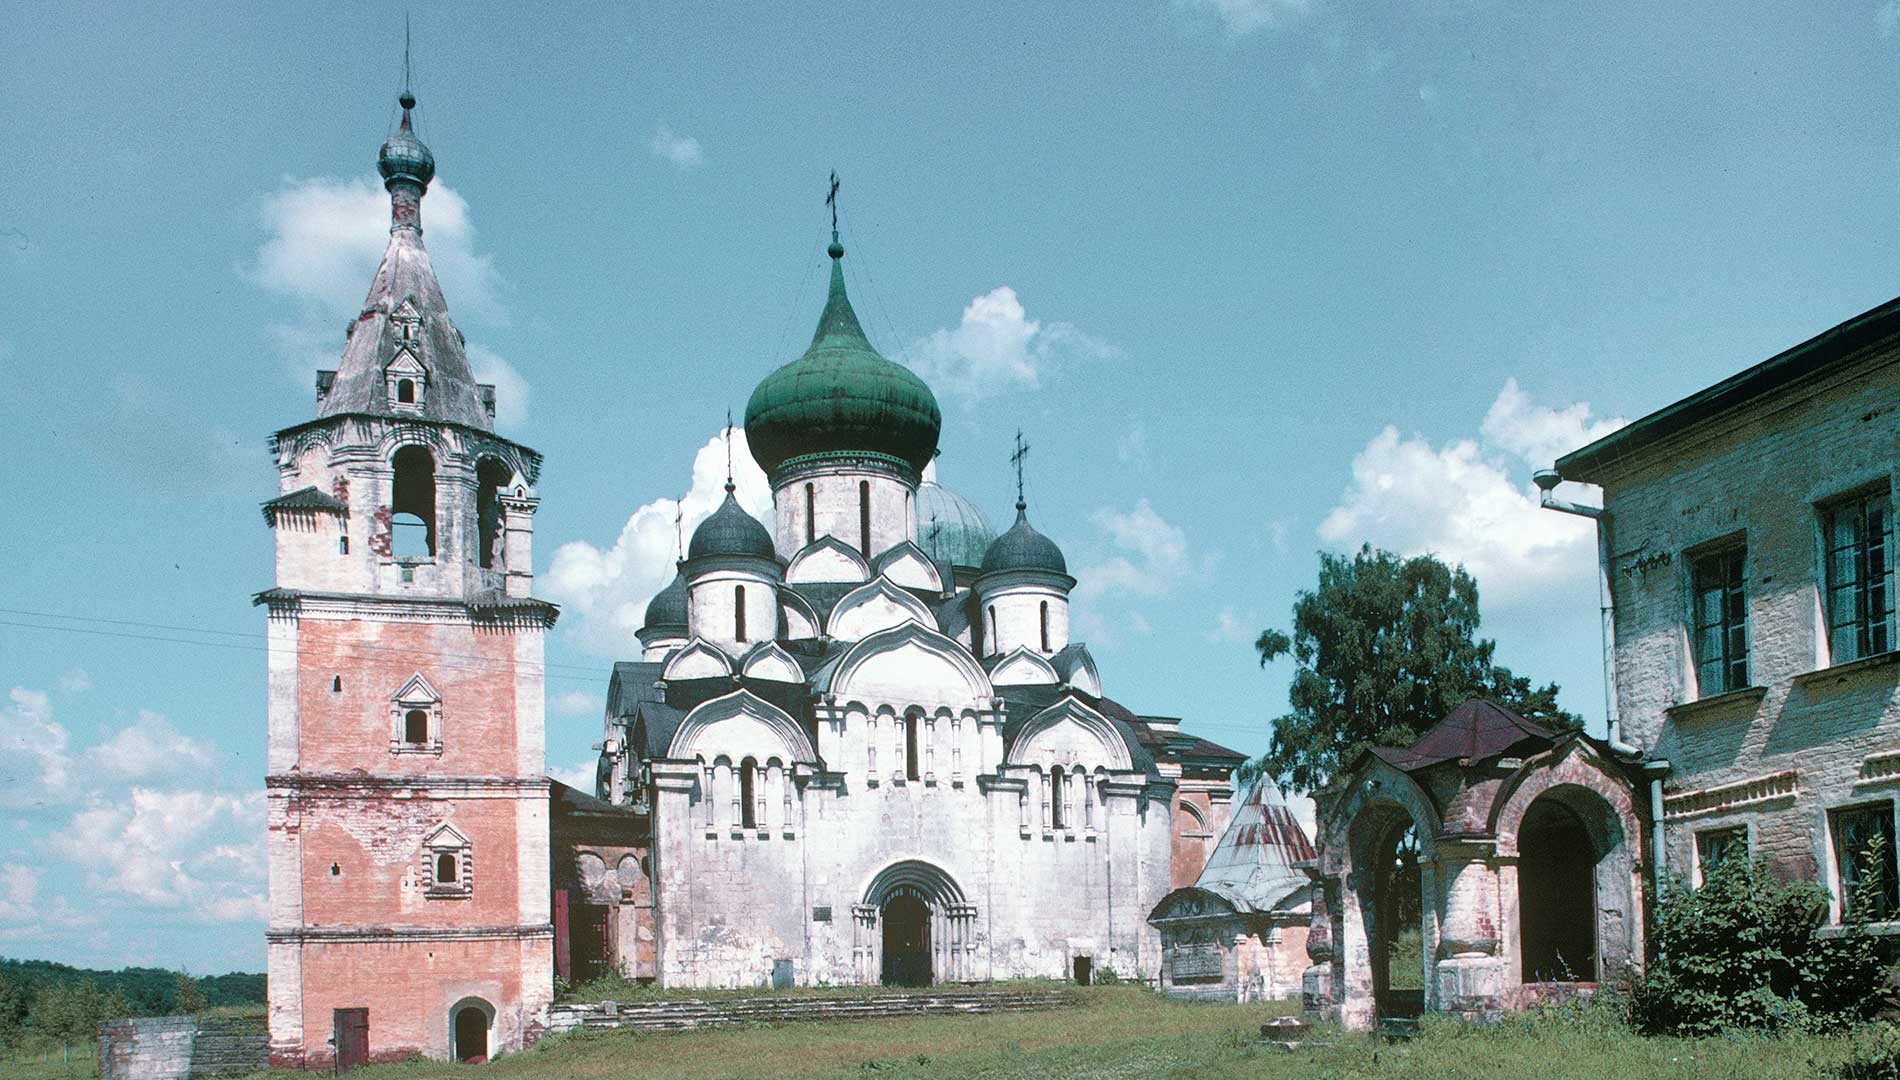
[1664,769,1799,820]
[1859,750,1900,785]
[250,588,558,628]
[266,923,553,944]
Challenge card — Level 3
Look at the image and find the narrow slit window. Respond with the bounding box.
[904,714,921,782]
[734,585,747,642]
[1040,601,1050,653]
[859,481,871,555]
[332,676,343,692]
[1050,766,1066,830]
[806,483,816,546]
[739,760,758,830]
[339,534,350,555]
[988,605,998,654]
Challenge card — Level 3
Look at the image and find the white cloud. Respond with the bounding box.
[904,286,1113,403]
[95,710,218,783]
[51,788,266,922]
[1206,608,1254,644]
[649,123,705,169]
[552,690,605,716]
[545,429,773,655]
[1177,0,1310,36]
[0,863,39,924]
[0,687,72,811]
[1116,420,1150,471]
[1076,498,1196,601]
[469,344,529,433]
[547,758,599,793]
[1317,379,1623,608]
[58,668,91,694]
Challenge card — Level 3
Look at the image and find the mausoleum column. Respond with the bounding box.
[1430,839,1505,1018]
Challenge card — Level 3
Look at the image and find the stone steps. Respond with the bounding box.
[547,989,1072,1034]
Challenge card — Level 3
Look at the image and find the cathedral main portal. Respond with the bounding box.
[881,893,932,986]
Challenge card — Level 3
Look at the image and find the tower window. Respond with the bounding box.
[806,483,816,546]
[734,585,747,642]
[339,534,350,555]
[390,445,437,558]
[476,459,511,570]
[435,851,457,884]
[1040,601,1050,653]
[397,379,416,404]
[859,481,871,555]
[404,709,429,744]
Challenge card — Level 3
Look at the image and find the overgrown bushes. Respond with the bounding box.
[1629,842,1893,1036]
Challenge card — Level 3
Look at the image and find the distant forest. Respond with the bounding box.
[0,958,265,1050]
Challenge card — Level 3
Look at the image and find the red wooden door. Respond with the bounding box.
[571,902,613,983]
[333,1008,368,1074]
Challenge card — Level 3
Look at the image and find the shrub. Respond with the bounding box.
[1839,1022,1900,1079]
[1630,841,1892,1036]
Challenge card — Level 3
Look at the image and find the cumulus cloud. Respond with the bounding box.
[547,758,599,793]
[95,710,219,783]
[52,788,266,922]
[1317,379,1624,608]
[468,344,530,433]
[903,287,1113,403]
[58,668,91,694]
[1,687,72,811]
[1116,420,1150,471]
[1177,0,1310,35]
[1071,499,1204,648]
[552,690,605,716]
[649,123,705,169]
[0,863,40,924]
[545,429,773,655]
[1206,608,1254,644]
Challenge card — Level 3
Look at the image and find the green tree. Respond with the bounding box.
[1251,545,1579,791]
[0,968,26,1049]
[172,971,206,1016]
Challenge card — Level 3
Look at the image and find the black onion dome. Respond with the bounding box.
[642,571,689,630]
[980,502,1067,575]
[688,487,776,560]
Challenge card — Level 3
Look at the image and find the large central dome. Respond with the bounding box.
[744,237,941,477]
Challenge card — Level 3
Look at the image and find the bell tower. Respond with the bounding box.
[258,83,554,1069]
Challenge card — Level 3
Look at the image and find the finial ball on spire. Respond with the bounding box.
[399,91,416,110]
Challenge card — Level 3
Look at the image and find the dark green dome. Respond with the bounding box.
[688,487,775,560]
[981,502,1067,575]
[642,570,689,631]
[916,481,995,568]
[377,95,436,190]
[745,237,941,477]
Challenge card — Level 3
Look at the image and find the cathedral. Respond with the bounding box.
[257,87,1312,1069]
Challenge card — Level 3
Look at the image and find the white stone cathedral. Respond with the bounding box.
[585,231,1256,988]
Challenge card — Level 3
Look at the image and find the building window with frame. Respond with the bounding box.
[1830,803,1898,921]
[1824,490,1894,664]
[1691,545,1748,695]
[423,824,472,898]
[1694,826,1747,883]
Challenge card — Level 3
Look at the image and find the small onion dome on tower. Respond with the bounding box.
[377,91,436,191]
[916,480,996,569]
[641,571,689,632]
[688,485,777,561]
[744,236,942,479]
[981,500,1068,576]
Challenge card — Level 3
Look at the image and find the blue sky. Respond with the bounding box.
[4,0,1898,973]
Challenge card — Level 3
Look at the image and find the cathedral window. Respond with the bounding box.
[903,712,922,782]
[734,585,747,642]
[987,606,998,654]
[739,758,759,830]
[390,445,437,559]
[859,481,872,555]
[806,484,816,545]
[476,459,510,571]
[397,378,416,404]
[1050,767,1066,830]
[1040,601,1050,653]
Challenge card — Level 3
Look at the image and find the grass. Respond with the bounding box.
[227,985,1871,1080]
[559,972,1074,1004]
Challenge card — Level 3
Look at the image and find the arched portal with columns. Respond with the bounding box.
[853,859,978,986]
[1302,701,1644,1030]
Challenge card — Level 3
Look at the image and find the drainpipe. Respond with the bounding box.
[1533,469,1668,896]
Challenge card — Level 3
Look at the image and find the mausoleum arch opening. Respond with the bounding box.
[1498,779,1635,986]
[1328,788,1439,1025]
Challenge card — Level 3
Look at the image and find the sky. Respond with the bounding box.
[3,0,1899,974]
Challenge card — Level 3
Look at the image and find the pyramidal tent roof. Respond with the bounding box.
[1368,698,1558,773]
[1191,780,1317,914]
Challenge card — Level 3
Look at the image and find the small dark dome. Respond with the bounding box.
[981,503,1067,575]
[378,101,435,189]
[642,571,689,631]
[688,487,776,561]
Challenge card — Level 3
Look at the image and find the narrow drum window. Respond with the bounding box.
[1050,766,1066,830]
[859,481,871,554]
[806,483,816,545]
[905,715,921,781]
[1040,601,1050,653]
[739,760,758,830]
[734,585,747,642]
[988,606,998,654]
[435,851,457,885]
[404,709,429,744]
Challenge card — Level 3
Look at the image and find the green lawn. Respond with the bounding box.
[233,986,1870,1080]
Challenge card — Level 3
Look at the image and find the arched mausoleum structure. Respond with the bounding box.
[1301,700,1644,1030]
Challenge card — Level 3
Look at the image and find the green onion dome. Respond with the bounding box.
[642,570,689,631]
[980,501,1068,576]
[377,92,436,190]
[744,237,941,477]
[688,485,776,561]
[916,481,995,569]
